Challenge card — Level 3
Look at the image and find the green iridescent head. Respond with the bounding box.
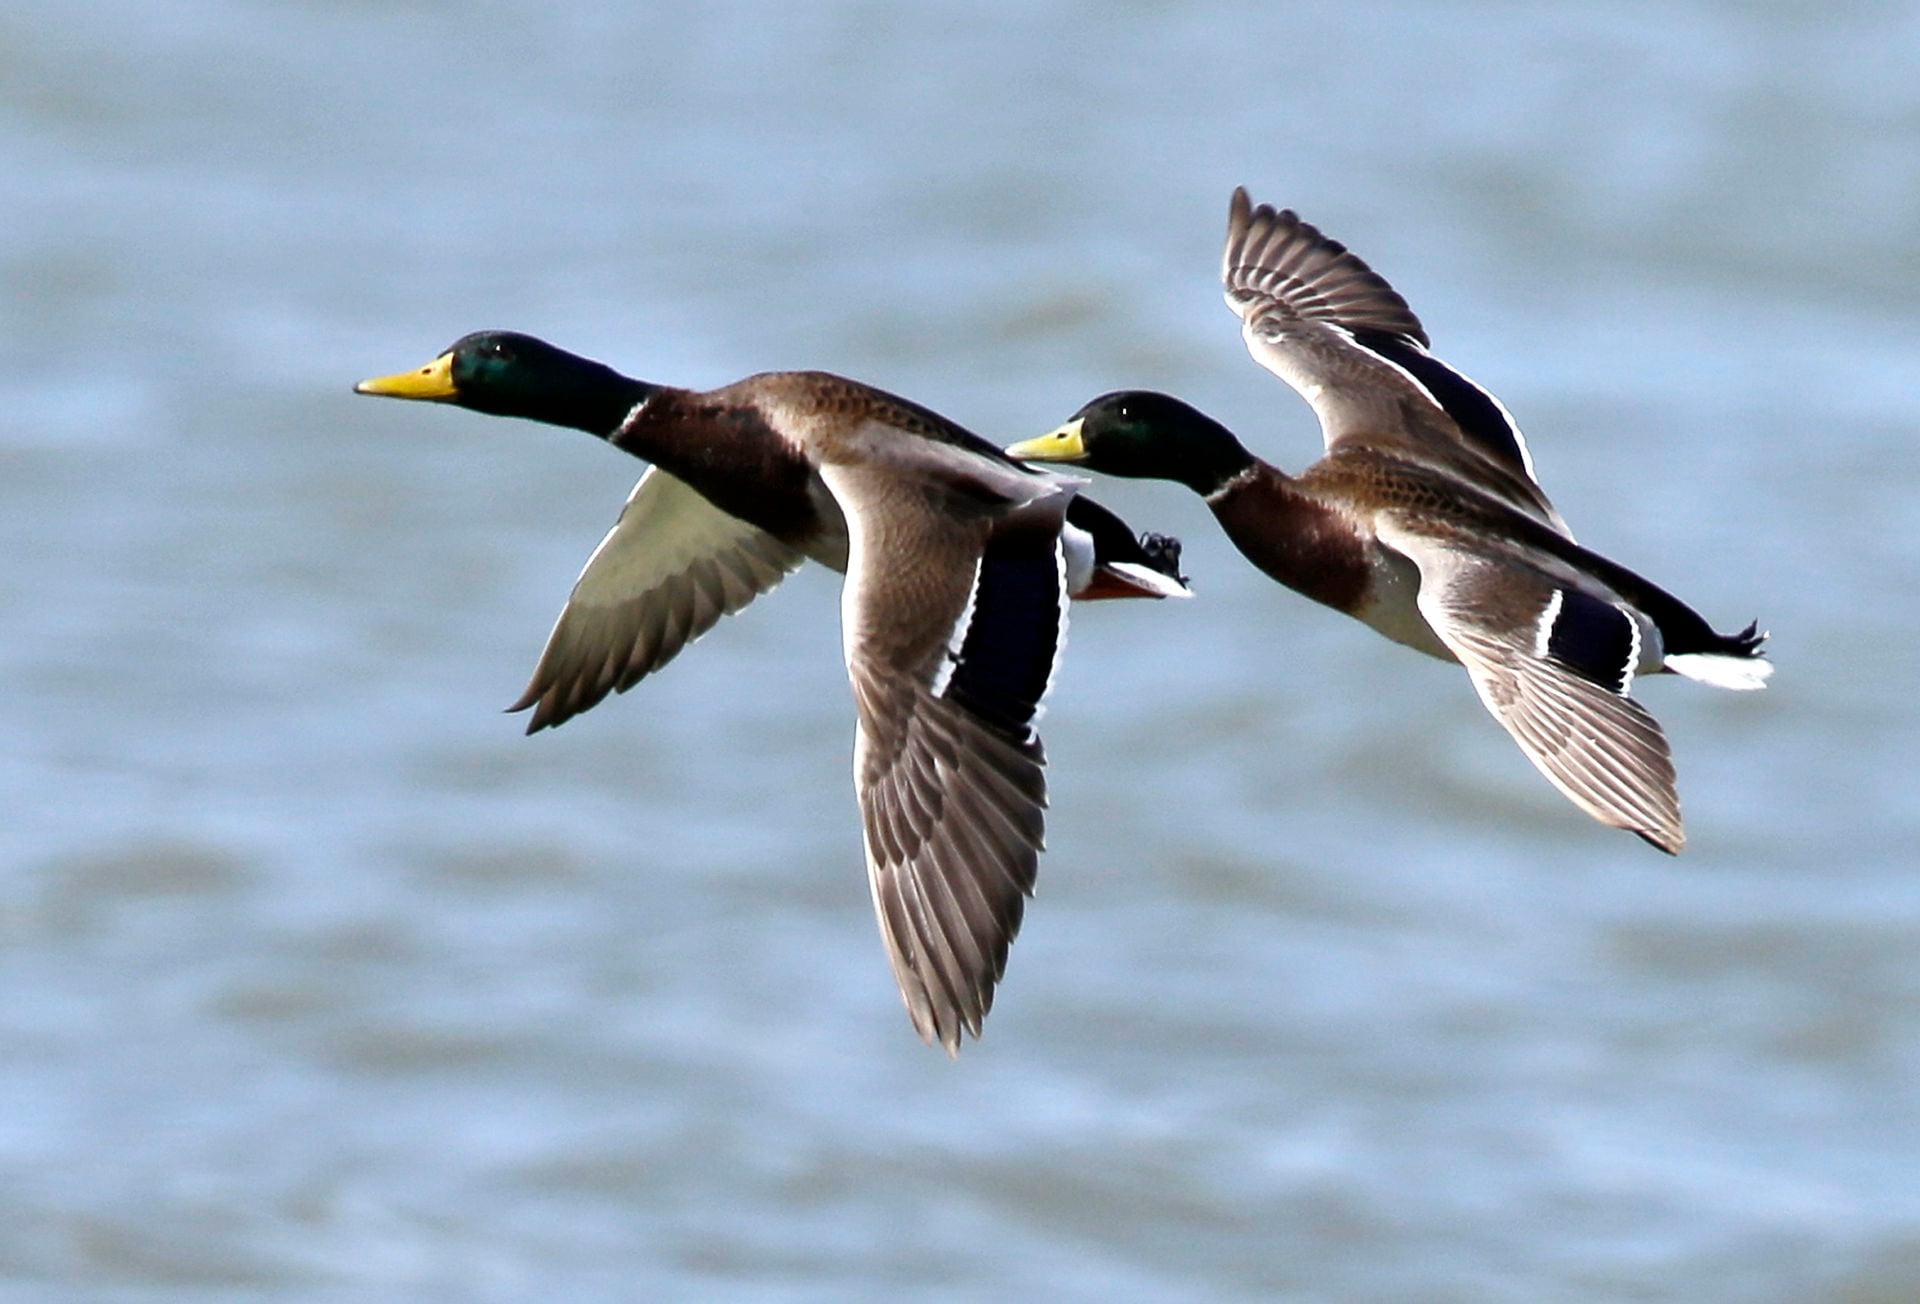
[356,331,653,434]
[1007,390,1252,494]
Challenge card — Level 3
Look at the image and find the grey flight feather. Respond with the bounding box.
[1222,188,1569,535]
[1382,518,1684,852]
[510,467,804,732]
[824,462,1071,1052]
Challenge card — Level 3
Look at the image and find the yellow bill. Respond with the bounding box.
[1005,418,1087,463]
[354,351,458,400]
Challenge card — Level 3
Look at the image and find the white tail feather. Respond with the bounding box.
[1667,651,1772,691]
[1061,523,1096,595]
[1102,561,1193,599]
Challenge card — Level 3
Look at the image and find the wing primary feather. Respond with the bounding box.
[824,458,1073,1051]
[1382,518,1686,850]
[508,468,803,732]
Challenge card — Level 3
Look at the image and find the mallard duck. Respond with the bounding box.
[356,332,1188,1051]
[1008,189,1770,853]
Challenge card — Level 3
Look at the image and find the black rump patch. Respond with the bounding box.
[1063,498,1184,585]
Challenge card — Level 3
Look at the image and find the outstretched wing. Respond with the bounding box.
[822,461,1072,1053]
[1376,516,1683,853]
[1222,187,1569,535]
[510,468,804,732]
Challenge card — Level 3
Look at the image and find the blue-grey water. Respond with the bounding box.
[4,2,1916,1299]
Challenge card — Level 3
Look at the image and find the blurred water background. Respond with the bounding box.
[3,2,1916,1298]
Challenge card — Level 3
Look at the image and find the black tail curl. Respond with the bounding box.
[1719,620,1769,659]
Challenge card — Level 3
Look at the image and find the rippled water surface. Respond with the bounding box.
[4,2,1918,1299]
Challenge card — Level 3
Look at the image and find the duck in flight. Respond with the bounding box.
[1008,189,1770,853]
[358,333,1188,1051]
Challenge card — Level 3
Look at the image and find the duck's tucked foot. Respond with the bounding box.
[1137,532,1188,587]
[1058,498,1189,599]
[1666,620,1772,691]
[1075,529,1192,600]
